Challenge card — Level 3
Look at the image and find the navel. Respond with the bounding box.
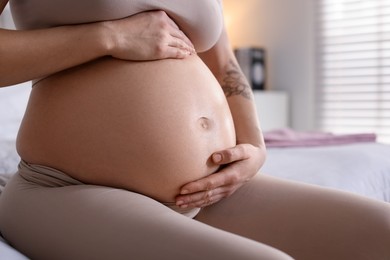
[197,117,212,130]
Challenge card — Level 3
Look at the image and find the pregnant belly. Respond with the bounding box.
[17,56,236,202]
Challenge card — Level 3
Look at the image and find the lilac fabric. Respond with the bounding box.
[264,128,377,148]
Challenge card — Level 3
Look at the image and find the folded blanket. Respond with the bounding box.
[264,128,377,148]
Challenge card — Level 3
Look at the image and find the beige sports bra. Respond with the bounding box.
[9,0,223,52]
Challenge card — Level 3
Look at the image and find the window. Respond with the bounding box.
[316,0,390,143]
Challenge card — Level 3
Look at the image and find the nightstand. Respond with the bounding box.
[253,91,289,131]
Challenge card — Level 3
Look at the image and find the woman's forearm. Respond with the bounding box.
[0,23,110,87]
[0,11,195,88]
[199,28,264,148]
[220,57,264,148]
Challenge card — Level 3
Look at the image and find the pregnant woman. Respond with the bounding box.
[0,0,389,259]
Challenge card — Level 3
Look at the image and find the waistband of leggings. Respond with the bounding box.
[18,160,84,188]
[18,160,201,218]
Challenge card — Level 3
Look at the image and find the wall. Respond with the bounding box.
[223,0,316,130]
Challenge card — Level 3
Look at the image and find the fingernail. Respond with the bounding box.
[176,200,184,206]
[179,204,188,209]
[213,153,222,163]
[181,189,189,195]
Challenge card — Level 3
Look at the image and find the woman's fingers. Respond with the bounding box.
[212,144,250,165]
[151,10,195,57]
[167,37,195,53]
[108,10,196,60]
[176,167,245,208]
[179,166,239,196]
[164,46,192,59]
[176,185,238,208]
[163,11,194,50]
[169,29,195,52]
[176,144,265,208]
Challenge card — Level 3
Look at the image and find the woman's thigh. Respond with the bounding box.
[195,174,390,260]
[0,173,292,260]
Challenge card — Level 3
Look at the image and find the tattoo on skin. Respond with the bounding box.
[221,59,253,100]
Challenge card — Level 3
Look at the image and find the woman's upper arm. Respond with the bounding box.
[0,0,9,15]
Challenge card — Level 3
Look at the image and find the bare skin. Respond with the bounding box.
[0,0,266,208]
[17,54,237,202]
[0,9,195,86]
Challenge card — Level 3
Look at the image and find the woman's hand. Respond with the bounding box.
[175,143,266,208]
[103,10,195,61]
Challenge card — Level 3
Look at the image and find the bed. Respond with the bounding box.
[1,83,390,259]
[263,142,390,202]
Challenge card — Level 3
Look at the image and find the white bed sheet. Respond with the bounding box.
[262,142,390,202]
[0,236,28,260]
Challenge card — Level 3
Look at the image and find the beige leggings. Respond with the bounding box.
[0,161,389,260]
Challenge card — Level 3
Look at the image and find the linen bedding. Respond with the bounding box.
[263,142,390,202]
[262,128,390,202]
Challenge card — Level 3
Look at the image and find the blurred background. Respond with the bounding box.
[223,0,390,143]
